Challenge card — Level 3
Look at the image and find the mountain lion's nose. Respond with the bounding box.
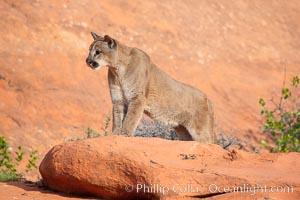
[86,58,92,65]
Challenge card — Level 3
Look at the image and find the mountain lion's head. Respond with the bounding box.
[86,32,117,70]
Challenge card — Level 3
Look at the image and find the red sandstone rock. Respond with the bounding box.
[1,0,300,156]
[39,136,300,199]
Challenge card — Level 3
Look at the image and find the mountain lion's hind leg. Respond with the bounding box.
[188,115,215,143]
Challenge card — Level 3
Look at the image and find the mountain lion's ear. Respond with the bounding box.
[91,32,101,40]
[104,35,116,49]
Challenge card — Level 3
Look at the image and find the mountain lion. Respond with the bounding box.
[86,32,216,143]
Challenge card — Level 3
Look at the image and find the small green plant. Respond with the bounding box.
[101,116,111,136]
[86,127,101,138]
[0,137,21,181]
[15,146,25,164]
[65,127,102,142]
[66,116,111,142]
[259,76,300,152]
[26,150,38,172]
[0,136,38,182]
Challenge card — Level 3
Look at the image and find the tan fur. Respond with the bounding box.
[86,33,216,143]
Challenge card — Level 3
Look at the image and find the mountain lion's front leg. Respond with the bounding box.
[122,96,145,136]
[111,101,125,135]
[108,70,124,135]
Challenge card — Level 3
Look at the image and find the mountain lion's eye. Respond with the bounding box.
[95,50,101,56]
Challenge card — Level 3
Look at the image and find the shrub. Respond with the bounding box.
[135,118,178,140]
[259,76,300,152]
[216,133,243,150]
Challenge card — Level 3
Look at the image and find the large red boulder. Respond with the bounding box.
[39,136,300,199]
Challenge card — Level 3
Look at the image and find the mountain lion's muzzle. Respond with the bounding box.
[86,58,99,69]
